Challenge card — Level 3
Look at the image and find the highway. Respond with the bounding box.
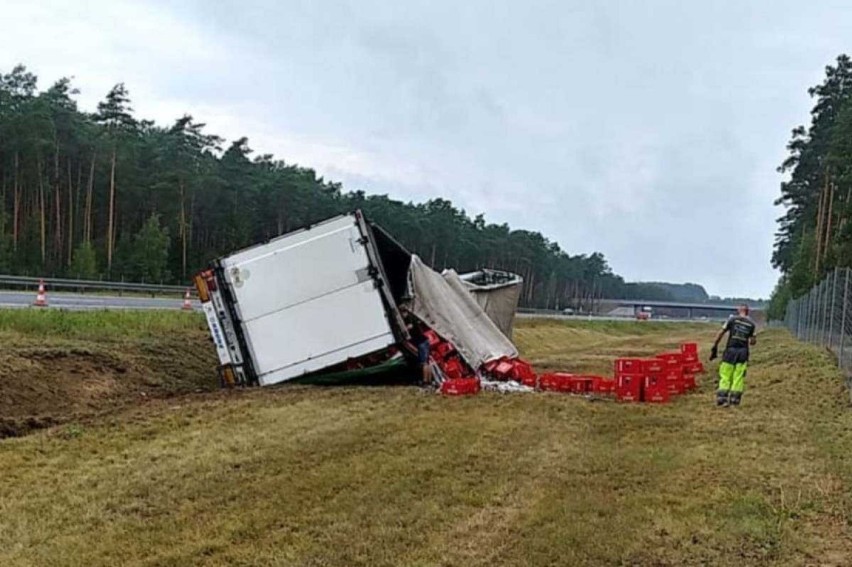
[0,291,723,319]
[0,290,200,311]
[515,312,724,323]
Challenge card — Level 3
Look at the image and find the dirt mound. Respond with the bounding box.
[0,334,218,437]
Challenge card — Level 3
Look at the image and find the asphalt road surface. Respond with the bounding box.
[0,291,200,311]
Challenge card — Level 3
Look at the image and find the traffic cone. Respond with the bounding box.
[33,279,48,307]
[182,288,193,311]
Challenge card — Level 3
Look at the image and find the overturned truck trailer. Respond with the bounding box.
[193,211,523,387]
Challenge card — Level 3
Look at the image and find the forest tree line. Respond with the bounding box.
[1,64,692,309]
[770,54,852,318]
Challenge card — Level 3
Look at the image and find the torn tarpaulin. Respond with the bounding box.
[407,255,518,370]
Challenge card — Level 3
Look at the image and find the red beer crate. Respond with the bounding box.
[492,360,514,378]
[539,372,575,393]
[595,379,616,394]
[520,375,538,388]
[575,375,605,394]
[656,352,684,367]
[509,359,538,387]
[683,374,697,390]
[571,377,593,394]
[616,374,642,402]
[540,373,600,394]
[666,371,686,395]
[441,357,466,380]
[485,357,539,386]
[644,375,670,403]
[683,361,705,374]
[431,341,452,361]
[615,358,644,375]
[682,353,699,364]
[424,329,442,347]
[440,377,481,396]
[681,344,699,363]
[643,359,665,374]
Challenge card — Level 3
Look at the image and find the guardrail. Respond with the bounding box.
[516,308,629,318]
[0,275,193,296]
[516,307,729,322]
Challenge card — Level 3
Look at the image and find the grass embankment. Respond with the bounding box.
[0,310,216,436]
[2,316,852,565]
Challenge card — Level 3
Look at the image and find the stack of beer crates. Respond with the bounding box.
[498,342,704,402]
[614,343,703,403]
[641,358,670,403]
[614,358,644,402]
[681,342,704,388]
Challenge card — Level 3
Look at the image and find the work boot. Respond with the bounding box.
[729,392,742,407]
[716,389,730,407]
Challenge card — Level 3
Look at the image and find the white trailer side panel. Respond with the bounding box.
[243,279,394,385]
[219,215,396,385]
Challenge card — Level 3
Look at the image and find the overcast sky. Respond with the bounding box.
[3,1,850,298]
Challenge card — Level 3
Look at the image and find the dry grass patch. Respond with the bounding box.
[0,310,216,436]
[514,319,715,374]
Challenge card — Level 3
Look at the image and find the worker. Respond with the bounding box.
[709,304,757,407]
[399,306,433,386]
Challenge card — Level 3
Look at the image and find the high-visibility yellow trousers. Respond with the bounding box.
[719,361,747,393]
[717,361,747,405]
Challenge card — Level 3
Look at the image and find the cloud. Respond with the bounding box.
[5,0,847,298]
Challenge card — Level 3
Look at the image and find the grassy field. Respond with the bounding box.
[0,308,205,340]
[2,316,852,565]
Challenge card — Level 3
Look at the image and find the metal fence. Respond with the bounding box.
[784,267,852,372]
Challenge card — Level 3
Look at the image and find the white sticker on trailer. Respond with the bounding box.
[203,302,233,365]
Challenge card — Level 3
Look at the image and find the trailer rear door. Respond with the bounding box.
[219,214,397,385]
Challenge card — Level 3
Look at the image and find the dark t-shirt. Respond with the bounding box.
[723,315,756,350]
[408,320,427,345]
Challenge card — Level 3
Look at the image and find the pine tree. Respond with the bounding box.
[94,83,137,273]
[0,62,655,307]
[129,213,170,283]
[69,241,97,279]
